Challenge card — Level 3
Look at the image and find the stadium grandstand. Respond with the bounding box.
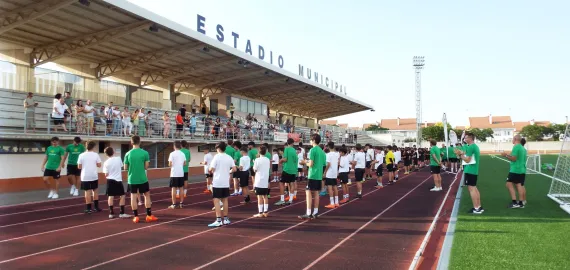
[0,0,377,189]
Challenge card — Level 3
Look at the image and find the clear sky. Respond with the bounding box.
[127,0,570,127]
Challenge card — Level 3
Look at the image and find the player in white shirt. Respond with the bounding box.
[372,146,384,188]
[253,146,271,218]
[297,148,304,180]
[77,141,101,214]
[350,145,366,198]
[208,142,237,227]
[324,142,340,209]
[238,147,251,204]
[200,148,214,194]
[365,144,375,180]
[299,142,306,181]
[394,147,402,180]
[338,148,351,203]
[52,98,68,132]
[103,147,131,219]
[271,149,280,182]
[168,141,187,209]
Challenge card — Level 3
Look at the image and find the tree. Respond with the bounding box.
[421,125,445,141]
[520,125,544,141]
[469,128,494,142]
[550,124,567,141]
[365,125,389,131]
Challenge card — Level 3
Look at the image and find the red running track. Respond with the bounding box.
[0,168,458,270]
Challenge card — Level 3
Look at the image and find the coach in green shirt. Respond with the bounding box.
[456,132,483,214]
[502,135,527,208]
[124,136,156,222]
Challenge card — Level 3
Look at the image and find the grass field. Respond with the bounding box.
[449,155,570,270]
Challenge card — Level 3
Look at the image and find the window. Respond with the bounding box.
[262,104,267,115]
[248,100,254,114]
[231,97,240,111]
[255,102,261,114]
[240,99,247,112]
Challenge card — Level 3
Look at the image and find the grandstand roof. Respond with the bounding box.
[0,0,373,119]
[469,115,513,129]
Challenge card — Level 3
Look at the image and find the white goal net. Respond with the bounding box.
[526,154,541,174]
[548,124,570,214]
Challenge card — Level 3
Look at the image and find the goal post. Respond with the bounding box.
[548,124,570,214]
[526,154,541,175]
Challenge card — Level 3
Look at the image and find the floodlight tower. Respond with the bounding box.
[413,56,425,146]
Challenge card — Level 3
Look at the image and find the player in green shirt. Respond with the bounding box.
[41,137,65,199]
[299,134,326,220]
[440,144,448,171]
[179,140,191,199]
[447,144,458,173]
[455,132,483,214]
[276,139,298,206]
[61,136,85,197]
[247,142,258,186]
[502,135,527,208]
[429,140,443,191]
[231,141,243,195]
[124,135,157,223]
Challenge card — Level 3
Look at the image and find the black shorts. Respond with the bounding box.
[413,158,418,164]
[365,161,372,169]
[442,158,449,162]
[464,173,478,186]
[386,164,395,172]
[176,124,183,131]
[297,168,303,173]
[507,173,526,186]
[338,172,349,184]
[354,168,365,182]
[255,187,270,196]
[232,171,239,179]
[64,111,71,118]
[53,119,64,125]
[205,173,212,178]
[324,177,338,186]
[184,172,189,181]
[169,177,185,188]
[106,180,125,196]
[128,182,150,194]
[67,165,81,176]
[272,164,279,172]
[375,167,383,176]
[306,180,322,191]
[81,180,98,191]
[212,187,230,199]
[430,166,441,174]
[249,167,256,177]
[404,159,412,166]
[449,158,458,163]
[43,169,61,179]
[239,171,250,187]
[281,172,296,183]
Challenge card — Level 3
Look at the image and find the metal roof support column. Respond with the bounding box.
[126,85,138,106]
[168,82,176,110]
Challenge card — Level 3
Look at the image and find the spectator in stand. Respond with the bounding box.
[145,111,152,137]
[83,100,95,135]
[137,108,146,137]
[354,133,358,144]
[179,104,187,119]
[175,111,183,139]
[132,109,140,135]
[122,107,133,136]
[74,100,85,134]
[345,131,349,143]
[64,92,73,124]
[200,102,207,115]
[214,117,222,139]
[191,100,198,114]
[98,105,106,125]
[112,106,121,135]
[204,114,212,139]
[23,92,38,133]
[189,114,197,138]
[105,102,115,135]
[52,97,68,132]
[53,93,62,108]
[285,118,292,133]
[229,103,235,120]
[163,112,171,138]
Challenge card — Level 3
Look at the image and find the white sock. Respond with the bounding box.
[329,196,334,205]
[176,190,180,195]
[184,189,187,195]
[239,188,242,193]
[220,201,224,206]
[258,204,263,213]
[208,185,212,191]
[313,208,319,215]
[358,191,362,195]
[263,204,268,212]
[294,191,297,196]
[306,208,312,216]
[289,195,294,202]
[334,196,339,205]
[280,195,285,201]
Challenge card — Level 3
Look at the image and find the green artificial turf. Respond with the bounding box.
[449,155,570,270]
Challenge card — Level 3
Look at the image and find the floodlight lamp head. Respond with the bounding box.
[202,46,210,52]
[79,0,91,6]
[148,24,159,32]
